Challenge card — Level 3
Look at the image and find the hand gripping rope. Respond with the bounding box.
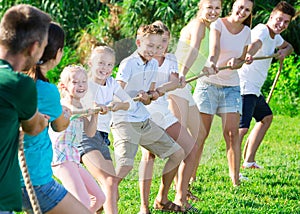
[70,106,113,120]
[132,54,278,102]
[185,54,279,84]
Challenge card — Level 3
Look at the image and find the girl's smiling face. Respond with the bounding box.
[90,52,115,84]
[231,0,253,23]
[66,69,88,100]
[201,0,222,23]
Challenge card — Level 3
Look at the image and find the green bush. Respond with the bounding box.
[0,0,103,47]
[262,54,300,117]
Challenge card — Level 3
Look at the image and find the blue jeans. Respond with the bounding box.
[22,179,67,213]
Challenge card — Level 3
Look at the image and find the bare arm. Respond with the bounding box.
[179,21,206,76]
[83,113,98,137]
[276,41,294,60]
[109,101,130,111]
[21,110,49,136]
[51,106,71,132]
[117,80,127,89]
[156,72,179,95]
[208,28,221,66]
[247,38,263,56]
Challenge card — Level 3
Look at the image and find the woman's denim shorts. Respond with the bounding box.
[22,179,67,213]
[193,80,242,115]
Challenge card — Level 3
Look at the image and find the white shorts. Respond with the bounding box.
[147,103,178,129]
[168,84,196,106]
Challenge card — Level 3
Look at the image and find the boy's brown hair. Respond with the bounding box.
[152,20,170,37]
[136,24,164,39]
[0,4,51,54]
[272,1,296,19]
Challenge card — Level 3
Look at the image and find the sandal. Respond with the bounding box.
[183,205,199,213]
[153,199,183,212]
[187,189,200,202]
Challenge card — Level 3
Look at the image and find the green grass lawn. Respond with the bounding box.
[17,115,299,213]
[117,115,300,213]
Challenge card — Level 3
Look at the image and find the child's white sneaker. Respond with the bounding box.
[242,161,263,169]
[239,173,249,181]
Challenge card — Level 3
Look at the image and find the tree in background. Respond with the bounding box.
[0,0,298,115]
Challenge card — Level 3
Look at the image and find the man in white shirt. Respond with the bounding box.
[238,1,295,169]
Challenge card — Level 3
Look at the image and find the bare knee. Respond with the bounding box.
[141,150,156,161]
[223,127,239,145]
[239,128,249,137]
[105,175,116,186]
[94,190,106,210]
[170,148,185,165]
[186,142,198,160]
[262,114,273,125]
[197,127,210,146]
[116,165,133,181]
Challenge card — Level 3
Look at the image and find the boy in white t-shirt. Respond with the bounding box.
[111,24,185,212]
[238,1,295,169]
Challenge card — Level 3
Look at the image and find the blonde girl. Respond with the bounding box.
[78,45,135,214]
[168,0,222,188]
[50,65,107,213]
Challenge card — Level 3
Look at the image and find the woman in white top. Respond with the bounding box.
[168,0,222,186]
[193,0,254,186]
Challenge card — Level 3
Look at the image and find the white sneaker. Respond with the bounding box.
[239,173,249,181]
[242,161,263,169]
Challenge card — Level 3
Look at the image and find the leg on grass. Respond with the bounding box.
[221,112,241,186]
[166,121,198,208]
[139,149,156,214]
[244,115,273,162]
[155,149,184,205]
[82,150,119,214]
[190,113,214,183]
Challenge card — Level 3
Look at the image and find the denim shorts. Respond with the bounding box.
[193,80,242,115]
[78,131,112,160]
[240,94,273,128]
[22,179,67,213]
